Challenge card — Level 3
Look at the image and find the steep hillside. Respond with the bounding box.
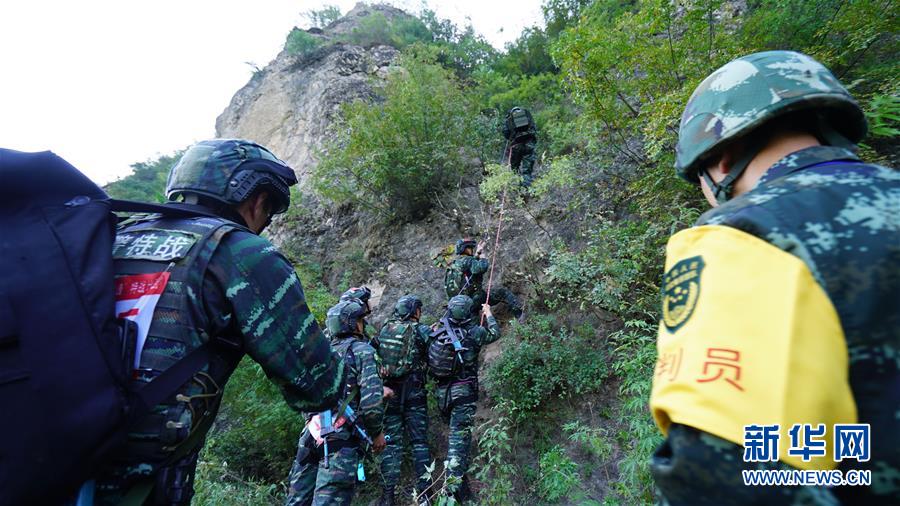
[105,2,897,504]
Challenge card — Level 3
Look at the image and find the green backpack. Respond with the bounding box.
[444,259,473,299]
[374,320,417,379]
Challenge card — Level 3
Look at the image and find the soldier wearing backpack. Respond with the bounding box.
[286,300,388,505]
[371,295,434,506]
[502,106,538,187]
[445,238,523,319]
[91,139,345,504]
[429,295,501,502]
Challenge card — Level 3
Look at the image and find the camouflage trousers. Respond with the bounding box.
[285,430,360,506]
[471,287,522,318]
[381,373,431,494]
[509,140,536,187]
[434,379,478,493]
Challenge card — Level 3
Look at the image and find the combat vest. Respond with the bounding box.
[650,147,900,502]
[111,214,244,461]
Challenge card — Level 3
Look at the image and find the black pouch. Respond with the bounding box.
[117,318,138,376]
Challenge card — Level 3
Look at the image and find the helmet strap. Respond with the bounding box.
[815,113,857,152]
[701,132,769,205]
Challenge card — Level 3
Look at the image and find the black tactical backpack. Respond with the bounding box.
[427,321,468,379]
[506,107,534,136]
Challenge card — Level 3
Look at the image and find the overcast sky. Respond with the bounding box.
[0,1,544,185]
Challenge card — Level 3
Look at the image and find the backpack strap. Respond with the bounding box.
[108,199,222,220]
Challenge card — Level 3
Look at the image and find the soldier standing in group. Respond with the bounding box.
[428,296,501,502]
[502,106,538,187]
[372,295,434,506]
[649,51,900,505]
[286,300,388,505]
[445,238,523,319]
[94,139,344,504]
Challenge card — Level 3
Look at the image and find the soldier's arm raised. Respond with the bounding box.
[205,231,343,413]
[479,305,501,346]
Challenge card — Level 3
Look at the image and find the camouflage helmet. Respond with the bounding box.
[676,51,867,186]
[394,294,423,319]
[325,300,367,337]
[340,286,372,314]
[448,295,474,321]
[455,238,477,255]
[166,139,298,214]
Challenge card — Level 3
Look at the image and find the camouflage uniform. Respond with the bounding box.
[651,51,900,505]
[431,300,501,497]
[371,310,433,500]
[445,254,522,318]
[286,315,385,506]
[502,107,538,187]
[94,140,344,504]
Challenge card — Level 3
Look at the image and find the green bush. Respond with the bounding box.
[284,28,322,56]
[104,151,181,202]
[537,445,580,502]
[312,53,476,221]
[341,11,431,49]
[486,317,607,418]
[303,5,341,29]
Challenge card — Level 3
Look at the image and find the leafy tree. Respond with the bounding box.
[341,11,431,49]
[303,5,341,29]
[312,53,476,221]
[104,151,181,203]
[284,28,322,56]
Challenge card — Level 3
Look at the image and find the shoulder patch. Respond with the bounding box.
[662,255,705,333]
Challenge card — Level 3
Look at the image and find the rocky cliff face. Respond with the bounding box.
[216,4,401,186]
[213,3,586,331]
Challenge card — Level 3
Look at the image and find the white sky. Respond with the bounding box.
[0,1,544,185]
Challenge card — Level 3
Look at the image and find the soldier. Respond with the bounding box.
[321,286,373,340]
[286,300,388,505]
[94,139,344,504]
[649,50,900,505]
[428,295,501,502]
[502,106,538,187]
[445,238,523,319]
[371,295,433,506]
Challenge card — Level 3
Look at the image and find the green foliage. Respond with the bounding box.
[486,317,607,419]
[341,11,431,49]
[104,151,180,202]
[313,53,475,221]
[607,319,662,503]
[866,93,900,138]
[303,5,341,29]
[419,9,498,78]
[479,163,523,204]
[201,357,302,481]
[537,445,580,502]
[473,408,516,506]
[544,213,673,318]
[564,421,614,460]
[194,451,283,505]
[284,28,322,56]
[529,155,577,197]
